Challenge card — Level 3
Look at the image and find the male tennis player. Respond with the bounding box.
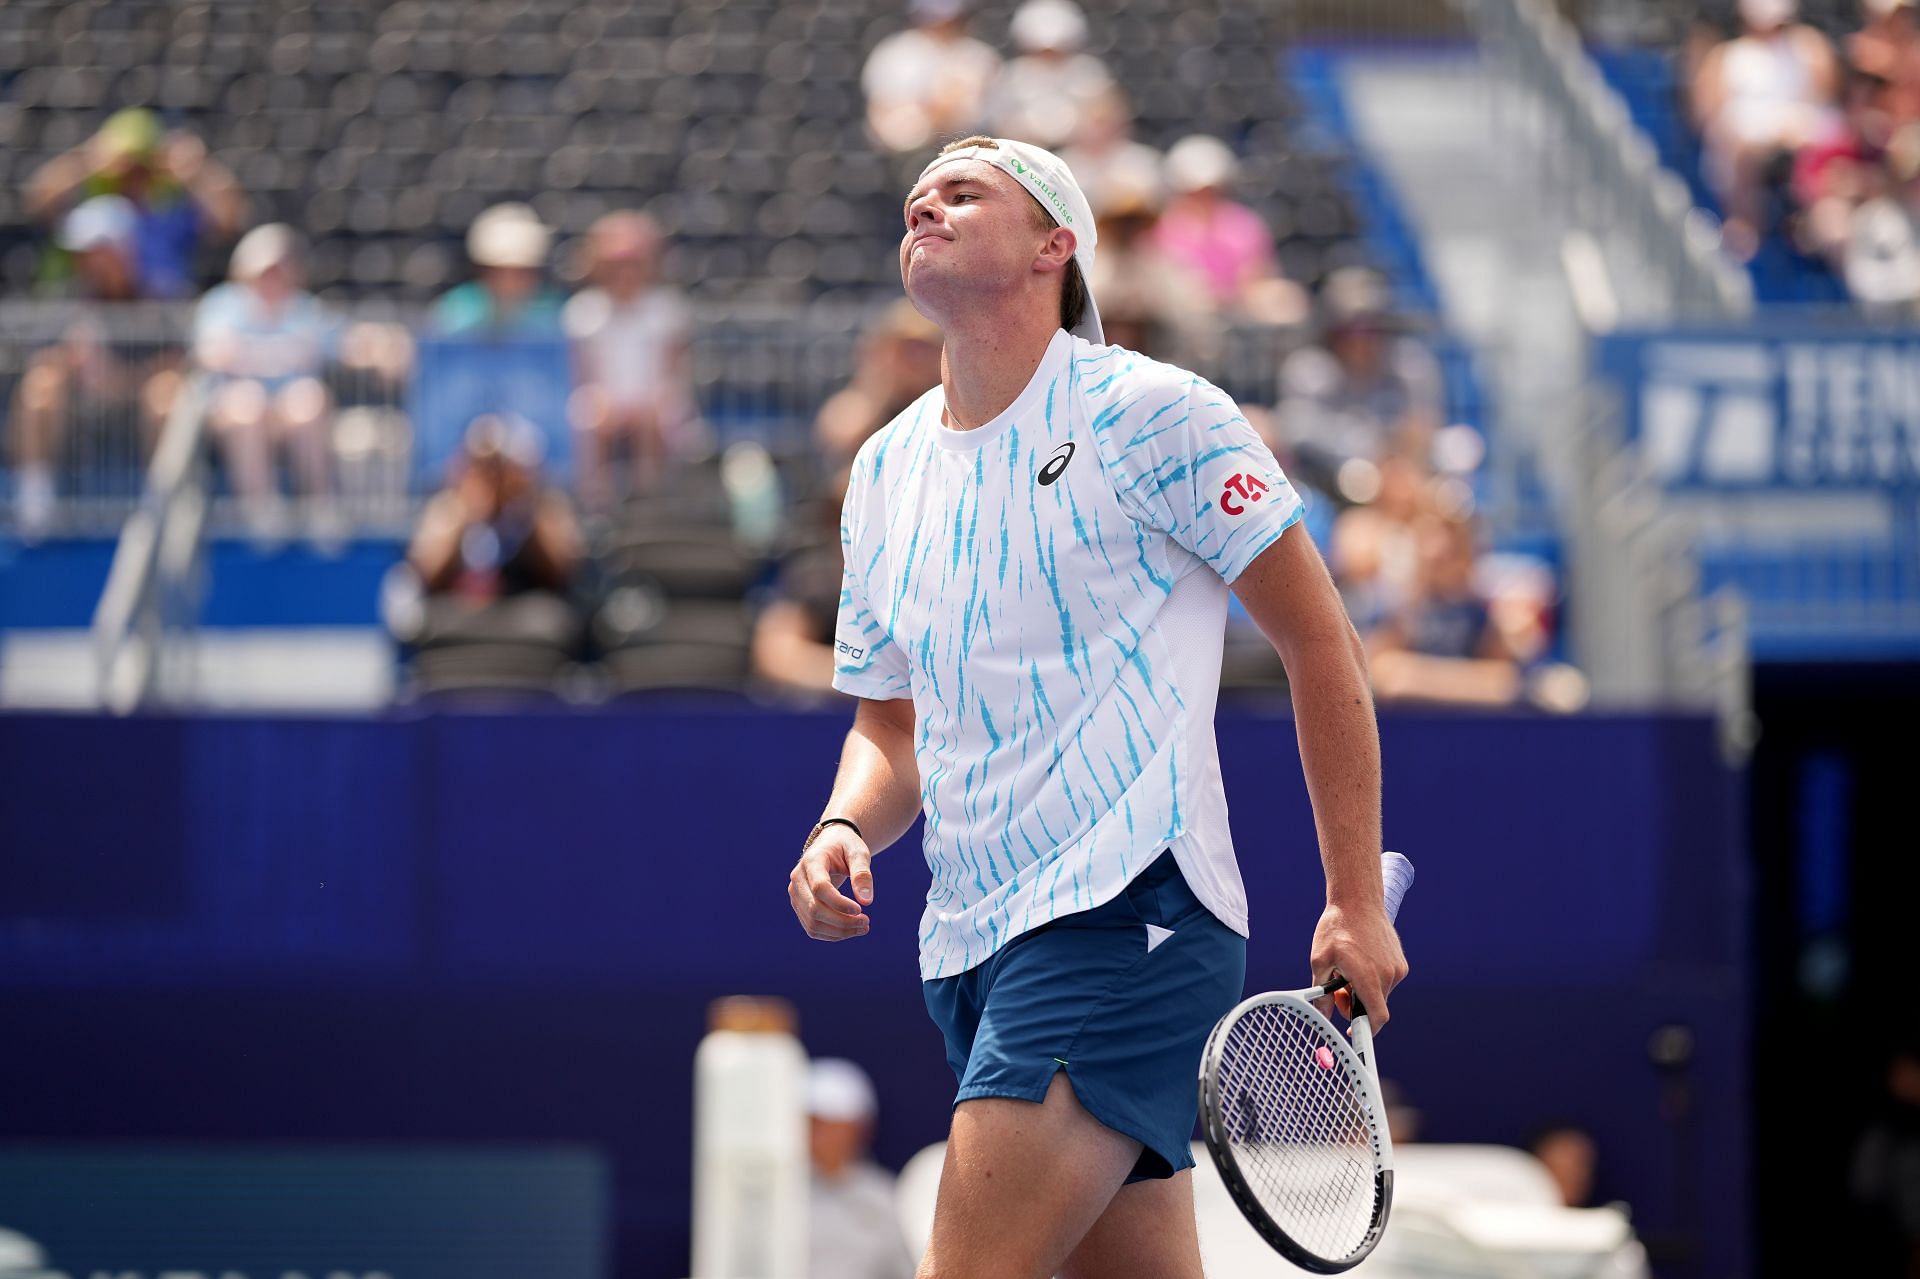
[788,136,1408,1279]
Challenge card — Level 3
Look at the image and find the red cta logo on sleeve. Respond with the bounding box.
[1218,472,1270,516]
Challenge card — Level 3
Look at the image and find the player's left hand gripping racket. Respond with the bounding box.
[1198,850,1415,1274]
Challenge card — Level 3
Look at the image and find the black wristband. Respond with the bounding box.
[804,816,862,850]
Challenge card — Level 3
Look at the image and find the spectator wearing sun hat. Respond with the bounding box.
[863,0,1003,157]
[431,203,567,338]
[1085,176,1220,365]
[26,107,247,299]
[193,224,350,541]
[1150,135,1307,325]
[8,195,179,539]
[987,0,1116,151]
[806,1058,913,1279]
[564,211,703,507]
[1279,265,1445,470]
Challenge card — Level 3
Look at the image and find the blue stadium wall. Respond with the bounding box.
[0,706,1749,1277]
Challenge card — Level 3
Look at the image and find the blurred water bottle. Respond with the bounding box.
[691,996,808,1278]
[721,440,784,554]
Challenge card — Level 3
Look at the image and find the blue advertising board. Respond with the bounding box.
[1591,329,1920,658]
[0,1147,606,1278]
[0,706,1749,1279]
[408,336,574,488]
[1593,329,1920,490]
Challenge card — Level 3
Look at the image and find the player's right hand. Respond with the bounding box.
[788,828,874,941]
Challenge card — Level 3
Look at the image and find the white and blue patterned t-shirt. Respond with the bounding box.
[833,330,1304,980]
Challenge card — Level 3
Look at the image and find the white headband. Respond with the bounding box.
[917,139,1105,344]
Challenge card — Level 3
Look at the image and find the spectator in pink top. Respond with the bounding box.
[1149,135,1306,325]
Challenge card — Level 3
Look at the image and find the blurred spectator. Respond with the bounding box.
[814,300,943,468]
[26,108,246,300]
[1850,0,1920,127]
[1280,267,1444,471]
[195,226,334,541]
[1793,67,1894,267]
[1330,452,1429,637]
[988,0,1115,151]
[1690,0,1842,260]
[1842,140,1920,312]
[751,470,847,698]
[565,211,703,509]
[1366,512,1524,707]
[1852,1041,1920,1276]
[1528,1123,1600,1209]
[806,1058,914,1279]
[8,198,185,539]
[1086,181,1220,365]
[1150,135,1307,325]
[49,196,143,301]
[1059,88,1162,214]
[432,203,566,337]
[403,415,583,649]
[862,0,1002,157]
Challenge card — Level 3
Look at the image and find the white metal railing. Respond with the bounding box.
[1462,0,1753,322]
[1463,0,1756,753]
[2,299,1319,539]
[92,371,211,713]
[1566,385,1756,759]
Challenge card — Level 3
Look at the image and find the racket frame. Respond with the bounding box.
[1197,979,1396,1275]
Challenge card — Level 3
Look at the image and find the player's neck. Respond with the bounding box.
[936,313,1061,432]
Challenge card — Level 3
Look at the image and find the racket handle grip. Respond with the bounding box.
[1381,850,1415,924]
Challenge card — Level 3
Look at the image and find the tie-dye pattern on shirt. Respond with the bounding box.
[834,330,1303,979]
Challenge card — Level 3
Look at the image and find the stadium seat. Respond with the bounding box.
[0,0,1358,304]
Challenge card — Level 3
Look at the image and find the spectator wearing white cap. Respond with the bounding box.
[564,211,704,508]
[431,203,566,337]
[1691,0,1842,259]
[53,195,142,301]
[863,0,1003,157]
[8,196,184,539]
[987,0,1115,151]
[1058,87,1164,217]
[193,224,348,541]
[1150,135,1307,325]
[806,1058,913,1279]
[26,108,248,300]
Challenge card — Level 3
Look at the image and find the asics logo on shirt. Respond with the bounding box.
[1037,441,1076,486]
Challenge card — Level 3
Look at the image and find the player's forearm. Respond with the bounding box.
[1285,625,1385,910]
[822,699,922,854]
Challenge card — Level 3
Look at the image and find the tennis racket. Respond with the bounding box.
[1197,850,1415,1274]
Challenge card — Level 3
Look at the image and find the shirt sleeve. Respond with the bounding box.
[1107,373,1304,584]
[830,461,913,701]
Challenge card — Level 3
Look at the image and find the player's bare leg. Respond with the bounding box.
[916,1071,1139,1279]
[1059,1170,1204,1279]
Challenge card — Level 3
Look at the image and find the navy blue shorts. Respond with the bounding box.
[921,850,1247,1181]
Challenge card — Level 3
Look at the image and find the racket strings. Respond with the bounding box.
[1215,1002,1378,1262]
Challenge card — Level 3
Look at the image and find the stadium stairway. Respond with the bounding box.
[1285,44,1560,550]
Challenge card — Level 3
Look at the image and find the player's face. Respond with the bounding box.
[899,160,1049,317]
